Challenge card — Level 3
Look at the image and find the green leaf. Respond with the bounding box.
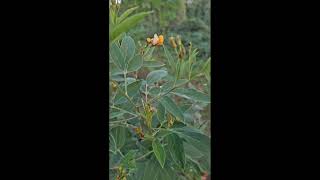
[120,150,137,169]
[142,158,159,180]
[166,133,186,169]
[184,142,204,159]
[152,139,166,168]
[172,88,210,103]
[114,80,142,104]
[159,96,184,121]
[163,45,175,68]
[110,111,125,119]
[110,11,153,42]
[117,6,139,24]
[110,9,116,25]
[156,103,165,123]
[109,134,117,152]
[141,156,176,180]
[186,156,203,176]
[120,35,136,64]
[126,80,142,97]
[146,70,168,84]
[143,61,165,67]
[173,127,210,157]
[127,55,143,72]
[110,62,123,75]
[110,43,126,71]
[110,126,127,149]
[179,61,188,78]
[196,57,211,81]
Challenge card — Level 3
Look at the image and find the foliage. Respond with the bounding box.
[118,0,210,60]
[109,2,211,180]
[109,2,153,43]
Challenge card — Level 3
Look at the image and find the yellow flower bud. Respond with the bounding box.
[176,35,182,46]
[169,37,177,48]
[157,35,164,46]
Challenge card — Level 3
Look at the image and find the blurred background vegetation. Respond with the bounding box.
[111,0,211,136]
[118,0,211,60]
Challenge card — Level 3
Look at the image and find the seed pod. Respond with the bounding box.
[169,37,177,48]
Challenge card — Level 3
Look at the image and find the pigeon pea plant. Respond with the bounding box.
[109,3,211,180]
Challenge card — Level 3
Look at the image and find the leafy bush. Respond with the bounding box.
[109,2,211,180]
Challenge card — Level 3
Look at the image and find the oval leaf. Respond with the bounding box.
[120,35,135,64]
[173,127,210,157]
[166,133,186,169]
[127,55,143,72]
[110,126,127,149]
[152,139,166,168]
[159,96,184,121]
[146,70,168,84]
[156,103,165,123]
[110,43,126,70]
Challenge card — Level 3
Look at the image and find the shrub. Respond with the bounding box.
[109,3,211,180]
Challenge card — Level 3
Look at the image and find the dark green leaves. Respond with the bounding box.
[156,103,165,123]
[110,126,127,150]
[159,96,184,121]
[141,157,176,180]
[152,139,166,168]
[146,70,168,84]
[117,6,139,24]
[110,11,153,42]
[166,133,186,169]
[172,88,210,103]
[173,127,210,157]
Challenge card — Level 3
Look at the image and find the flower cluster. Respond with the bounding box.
[146,34,164,46]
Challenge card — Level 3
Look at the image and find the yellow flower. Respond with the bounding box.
[146,34,164,46]
[157,35,164,46]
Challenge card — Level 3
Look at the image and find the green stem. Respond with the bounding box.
[111,106,138,117]
[135,151,153,161]
[117,149,125,157]
[124,71,128,96]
